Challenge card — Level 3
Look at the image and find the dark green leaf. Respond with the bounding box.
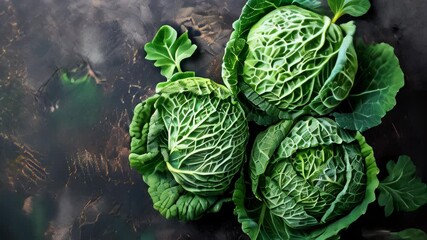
[378,155,427,217]
[233,174,296,240]
[128,96,164,174]
[390,228,427,240]
[144,170,219,221]
[144,25,197,79]
[328,0,370,22]
[333,42,404,132]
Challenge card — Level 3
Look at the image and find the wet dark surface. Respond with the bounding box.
[0,0,426,239]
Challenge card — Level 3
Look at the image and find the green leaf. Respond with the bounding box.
[378,155,427,217]
[169,71,195,82]
[128,95,164,174]
[232,0,322,43]
[222,37,246,95]
[144,25,197,79]
[328,0,370,23]
[156,77,232,100]
[307,22,357,117]
[250,119,293,198]
[233,175,294,240]
[390,228,427,240]
[144,168,220,221]
[333,42,405,132]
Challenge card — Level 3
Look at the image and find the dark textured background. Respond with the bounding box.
[0,0,426,239]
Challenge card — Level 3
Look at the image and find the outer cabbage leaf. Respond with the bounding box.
[232,0,322,45]
[233,175,295,240]
[237,117,379,239]
[144,170,224,220]
[129,75,248,220]
[378,155,427,217]
[250,119,293,198]
[333,42,405,132]
[129,95,161,173]
[156,77,231,99]
[307,22,357,116]
[328,0,370,22]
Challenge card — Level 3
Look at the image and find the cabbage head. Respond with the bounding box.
[129,74,248,220]
[223,1,360,125]
[233,117,379,239]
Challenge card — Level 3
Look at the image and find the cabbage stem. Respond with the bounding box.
[332,12,342,23]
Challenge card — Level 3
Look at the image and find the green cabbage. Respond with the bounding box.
[223,1,359,124]
[242,6,357,120]
[129,76,248,220]
[234,117,379,239]
[129,26,249,220]
[223,0,404,131]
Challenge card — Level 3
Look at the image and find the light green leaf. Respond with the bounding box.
[250,119,293,198]
[222,38,246,95]
[390,228,427,240]
[328,0,370,23]
[378,155,427,217]
[169,71,195,82]
[307,22,357,117]
[333,42,404,132]
[144,25,197,79]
